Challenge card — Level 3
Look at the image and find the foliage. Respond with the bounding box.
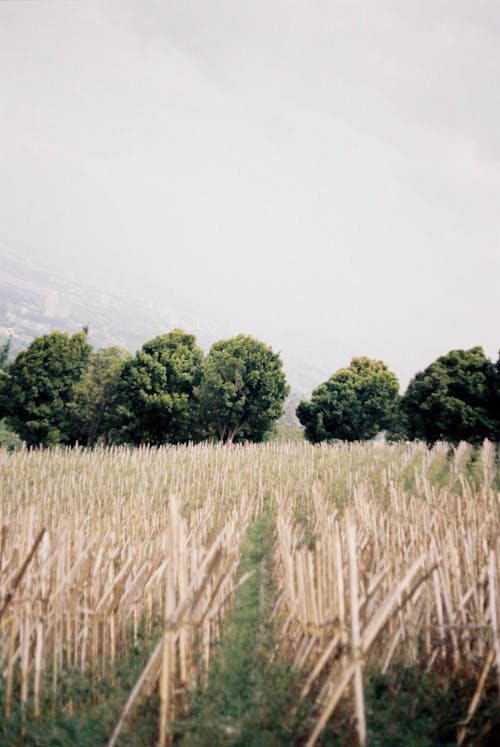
[0,336,12,370]
[198,335,289,443]
[267,417,305,442]
[0,629,161,747]
[0,418,23,451]
[0,338,13,420]
[180,515,311,746]
[3,324,498,450]
[402,347,500,444]
[113,329,203,445]
[0,371,8,420]
[266,393,305,442]
[0,330,91,446]
[297,357,400,442]
[321,662,498,747]
[69,346,130,445]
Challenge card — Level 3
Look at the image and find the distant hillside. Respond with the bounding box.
[0,242,328,399]
[0,242,218,356]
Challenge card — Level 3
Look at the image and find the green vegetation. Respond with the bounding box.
[0,329,289,446]
[297,357,400,442]
[1,329,499,448]
[0,628,161,747]
[0,330,91,446]
[267,393,304,442]
[179,514,310,746]
[267,417,304,442]
[197,335,289,443]
[0,418,23,451]
[69,346,131,446]
[0,337,11,371]
[403,347,500,444]
[113,329,203,445]
[322,663,499,747]
[427,448,452,487]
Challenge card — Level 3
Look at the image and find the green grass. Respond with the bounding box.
[315,662,500,747]
[0,418,23,451]
[427,450,452,489]
[0,629,161,747]
[178,514,312,746]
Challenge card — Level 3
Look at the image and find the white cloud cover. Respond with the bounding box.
[0,0,498,386]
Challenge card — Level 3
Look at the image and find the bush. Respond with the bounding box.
[0,419,23,451]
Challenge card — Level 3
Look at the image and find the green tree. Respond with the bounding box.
[113,329,203,445]
[198,334,289,443]
[0,419,23,451]
[1,330,92,446]
[0,338,13,419]
[402,347,500,444]
[0,337,12,370]
[69,346,131,446]
[297,357,400,442]
[0,371,8,420]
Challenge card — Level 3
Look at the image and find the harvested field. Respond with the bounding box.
[0,441,499,745]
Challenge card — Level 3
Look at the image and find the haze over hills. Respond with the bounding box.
[1,2,499,403]
[0,241,329,400]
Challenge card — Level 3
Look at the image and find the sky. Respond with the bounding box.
[0,0,499,388]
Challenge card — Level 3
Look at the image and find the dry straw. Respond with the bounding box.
[273,440,499,745]
[0,439,498,745]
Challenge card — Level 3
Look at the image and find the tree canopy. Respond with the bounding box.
[69,346,131,446]
[198,334,289,443]
[297,357,400,442]
[402,347,500,444]
[0,337,11,370]
[113,329,203,445]
[1,327,498,449]
[0,330,92,446]
[0,339,12,420]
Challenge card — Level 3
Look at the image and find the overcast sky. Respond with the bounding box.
[0,0,499,387]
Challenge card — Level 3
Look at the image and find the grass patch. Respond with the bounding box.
[0,628,161,747]
[178,514,311,746]
[427,450,451,489]
[316,662,499,747]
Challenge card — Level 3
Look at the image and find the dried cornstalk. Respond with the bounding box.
[346,509,366,747]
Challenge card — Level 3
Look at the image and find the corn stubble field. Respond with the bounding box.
[0,442,499,746]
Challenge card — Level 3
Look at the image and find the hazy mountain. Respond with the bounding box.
[0,241,328,399]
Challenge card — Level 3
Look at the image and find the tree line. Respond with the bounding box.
[0,331,498,447]
[0,330,288,447]
[298,350,499,445]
